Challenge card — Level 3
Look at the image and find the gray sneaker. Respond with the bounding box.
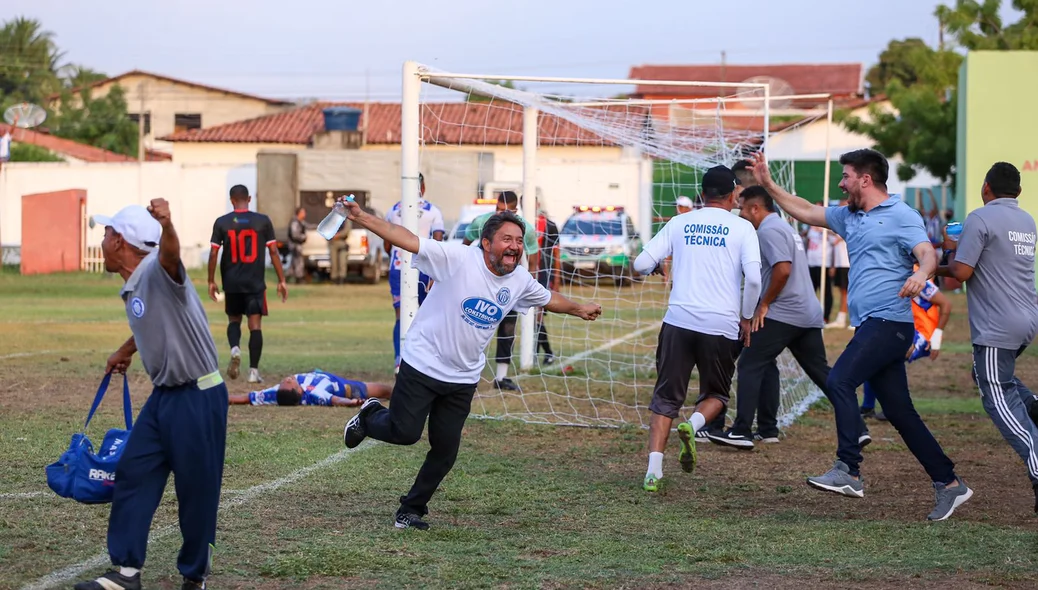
[806,460,864,498]
[927,477,973,521]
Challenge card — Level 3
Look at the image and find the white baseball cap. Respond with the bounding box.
[93,205,162,252]
[675,196,694,209]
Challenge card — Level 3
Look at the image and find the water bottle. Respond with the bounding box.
[316,194,355,240]
[945,221,963,242]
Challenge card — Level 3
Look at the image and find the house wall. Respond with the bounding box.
[0,161,237,268]
[172,142,307,165]
[53,74,289,154]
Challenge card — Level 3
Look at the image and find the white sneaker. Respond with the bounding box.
[825,313,847,329]
[248,368,262,383]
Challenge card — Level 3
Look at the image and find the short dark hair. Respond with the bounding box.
[740,185,775,212]
[275,388,302,406]
[984,162,1022,198]
[732,159,756,187]
[480,210,526,248]
[229,184,250,200]
[839,149,889,188]
[498,191,521,209]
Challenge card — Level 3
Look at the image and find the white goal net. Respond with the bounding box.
[401,62,829,430]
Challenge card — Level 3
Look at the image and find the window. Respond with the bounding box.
[128,113,151,135]
[174,113,202,133]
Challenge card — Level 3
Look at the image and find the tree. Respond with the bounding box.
[9,143,64,162]
[864,38,931,94]
[0,17,63,109]
[61,65,108,89]
[50,85,139,157]
[936,0,1038,50]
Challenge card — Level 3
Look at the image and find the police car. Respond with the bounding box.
[559,205,643,286]
[446,198,498,244]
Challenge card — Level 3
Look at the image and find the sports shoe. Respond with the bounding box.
[927,477,973,521]
[694,427,713,443]
[860,406,876,419]
[494,378,521,391]
[859,429,873,448]
[181,578,206,590]
[343,397,382,449]
[74,570,141,590]
[708,429,755,450]
[247,368,262,383]
[395,511,430,530]
[874,411,888,421]
[676,422,697,473]
[806,460,864,498]
[754,432,780,444]
[542,354,556,366]
[643,473,661,492]
[227,347,241,380]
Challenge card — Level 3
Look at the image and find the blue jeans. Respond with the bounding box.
[826,318,956,483]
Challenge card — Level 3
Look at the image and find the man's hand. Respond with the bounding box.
[575,303,603,321]
[106,349,134,374]
[147,198,172,228]
[208,282,219,302]
[338,195,364,220]
[751,302,769,332]
[739,318,752,347]
[277,280,288,302]
[750,152,775,186]
[941,226,957,252]
[930,349,941,361]
[898,270,928,299]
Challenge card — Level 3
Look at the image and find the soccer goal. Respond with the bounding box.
[397,60,836,430]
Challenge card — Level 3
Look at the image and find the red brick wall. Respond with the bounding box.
[21,189,86,275]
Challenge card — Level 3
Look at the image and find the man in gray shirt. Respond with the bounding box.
[939,161,1038,514]
[711,186,870,450]
[75,200,227,590]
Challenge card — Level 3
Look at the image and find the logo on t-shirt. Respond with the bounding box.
[461,297,505,329]
[130,297,145,318]
[496,287,511,306]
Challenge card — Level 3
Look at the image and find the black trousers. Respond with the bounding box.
[364,361,476,517]
[809,266,833,323]
[496,311,518,364]
[732,319,831,437]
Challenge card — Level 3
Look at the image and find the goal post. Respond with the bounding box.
[399,60,835,430]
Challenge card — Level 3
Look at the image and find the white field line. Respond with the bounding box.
[0,350,61,360]
[20,442,372,590]
[560,322,662,365]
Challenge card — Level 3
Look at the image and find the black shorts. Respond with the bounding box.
[648,323,741,419]
[832,267,849,289]
[225,291,267,317]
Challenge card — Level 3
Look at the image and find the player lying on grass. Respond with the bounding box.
[228,370,392,407]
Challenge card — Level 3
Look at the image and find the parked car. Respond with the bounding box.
[300,211,389,283]
[559,205,643,286]
[446,200,497,244]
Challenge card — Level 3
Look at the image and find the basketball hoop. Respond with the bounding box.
[4,102,47,129]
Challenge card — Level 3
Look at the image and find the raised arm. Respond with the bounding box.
[750,152,829,228]
[341,197,420,254]
[147,198,182,283]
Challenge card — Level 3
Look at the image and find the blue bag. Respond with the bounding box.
[46,372,134,504]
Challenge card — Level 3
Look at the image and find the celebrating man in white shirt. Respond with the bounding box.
[338,202,602,530]
[633,165,762,492]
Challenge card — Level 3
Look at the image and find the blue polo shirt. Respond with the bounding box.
[825,196,930,327]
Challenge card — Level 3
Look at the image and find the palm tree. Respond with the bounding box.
[0,17,64,106]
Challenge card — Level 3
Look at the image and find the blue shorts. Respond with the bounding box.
[907,330,931,363]
[389,268,431,309]
[343,378,368,400]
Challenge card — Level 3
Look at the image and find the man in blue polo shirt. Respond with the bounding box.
[750,149,972,521]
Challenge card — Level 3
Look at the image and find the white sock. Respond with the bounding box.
[496,363,509,381]
[647,451,664,478]
[119,567,140,577]
[230,346,240,356]
[690,412,706,432]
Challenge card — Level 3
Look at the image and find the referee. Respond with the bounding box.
[339,201,601,530]
[633,165,762,492]
[76,200,227,590]
[939,161,1038,513]
[752,149,971,521]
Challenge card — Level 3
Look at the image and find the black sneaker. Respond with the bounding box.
[181,578,207,590]
[694,427,715,443]
[395,511,430,530]
[859,429,873,448]
[493,378,521,392]
[74,570,142,590]
[860,407,876,419]
[542,354,556,366]
[874,411,888,422]
[707,429,755,450]
[343,397,382,449]
[754,432,781,444]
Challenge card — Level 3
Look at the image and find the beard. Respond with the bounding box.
[490,248,520,275]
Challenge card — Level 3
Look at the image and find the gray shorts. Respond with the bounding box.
[648,322,741,419]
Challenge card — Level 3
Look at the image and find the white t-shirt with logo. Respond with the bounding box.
[385,199,446,270]
[401,238,552,383]
[641,207,761,340]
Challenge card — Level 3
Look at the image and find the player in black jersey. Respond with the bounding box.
[208,185,288,383]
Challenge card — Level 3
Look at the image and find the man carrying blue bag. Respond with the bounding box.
[74,199,228,590]
[46,372,134,503]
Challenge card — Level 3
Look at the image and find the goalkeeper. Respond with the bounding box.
[338,199,601,531]
[462,191,539,390]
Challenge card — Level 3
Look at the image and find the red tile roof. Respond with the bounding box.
[49,70,295,106]
[628,63,864,99]
[1,123,171,162]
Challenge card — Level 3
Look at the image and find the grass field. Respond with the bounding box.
[1,267,1037,590]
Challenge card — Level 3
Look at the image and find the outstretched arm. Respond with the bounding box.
[544,292,602,321]
[750,152,829,228]
[228,394,252,405]
[340,197,420,254]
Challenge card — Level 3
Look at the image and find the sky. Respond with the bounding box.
[15,0,1024,102]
